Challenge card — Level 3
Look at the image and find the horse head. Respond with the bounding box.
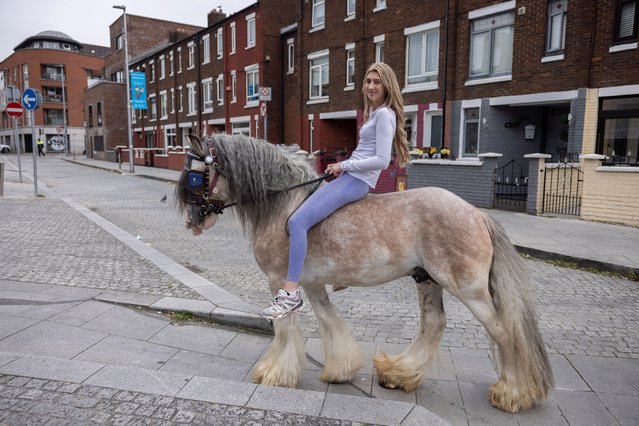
[176,134,231,236]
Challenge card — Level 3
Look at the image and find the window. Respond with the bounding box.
[346,0,355,18]
[160,91,168,119]
[188,42,195,69]
[187,83,197,115]
[287,38,295,73]
[166,127,176,147]
[149,95,157,120]
[312,0,325,29]
[615,0,638,42]
[245,64,259,105]
[546,0,567,54]
[170,88,175,113]
[216,74,224,105]
[169,51,174,76]
[97,102,102,126]
[177,47,182,73]
[178,86,184,112]
[405,22,439,88]
[159,55,166,80]
[116,34,123,50]
[597,96,639,164]
[246,13,256,48]
[374,0,387,12]
[202,78,213,112]
[44,86,63,102]
[230,22,236,54]
[149,61,155,82]
[462,108,480,157]
[88,105,93,127]
[345,44,355,87]
[202,35,210,64]
[470,12,514,78]
[217,28,223,59]
[309,52,329,100]
[232,121,250,136]
[375,35,385,62]
[231,70,237,103]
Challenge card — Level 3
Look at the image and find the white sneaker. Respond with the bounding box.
[260,289,303,319]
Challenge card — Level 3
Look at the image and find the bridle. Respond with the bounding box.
[183,138,330,224]
[184,139,236,222]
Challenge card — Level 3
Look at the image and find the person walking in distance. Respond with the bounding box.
[37,138,45,157]
[260,62,411,319]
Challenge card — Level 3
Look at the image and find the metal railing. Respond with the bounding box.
[601,155,639,167]
[494,160,528,211]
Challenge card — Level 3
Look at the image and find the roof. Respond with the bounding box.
[14,30,83,51]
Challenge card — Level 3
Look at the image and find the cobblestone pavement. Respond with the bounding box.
[2,156,638,359]
[0,374,365,426]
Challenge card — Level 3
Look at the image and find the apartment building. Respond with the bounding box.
[0,31,107,153]
[84,14,202,160]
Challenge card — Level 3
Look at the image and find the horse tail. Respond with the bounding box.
[481,214,554,411]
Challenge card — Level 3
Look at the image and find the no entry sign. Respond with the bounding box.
[6,101,23,118]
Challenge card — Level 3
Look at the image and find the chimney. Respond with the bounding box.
[207,6,226,27]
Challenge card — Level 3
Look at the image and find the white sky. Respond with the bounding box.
[0,0,256,61]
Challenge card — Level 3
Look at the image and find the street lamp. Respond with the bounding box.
[113,4,134,173]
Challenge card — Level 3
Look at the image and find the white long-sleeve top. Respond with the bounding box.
[340,106,395,188]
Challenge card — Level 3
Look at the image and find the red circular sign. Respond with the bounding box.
[6,101,24,118]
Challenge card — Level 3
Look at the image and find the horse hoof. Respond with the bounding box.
[378,380,397,389]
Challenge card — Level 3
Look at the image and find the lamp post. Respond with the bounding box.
[113,5,134,173]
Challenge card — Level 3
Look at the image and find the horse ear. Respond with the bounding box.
[186,135,204,156]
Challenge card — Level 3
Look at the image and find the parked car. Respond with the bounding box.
[0,143,11,153]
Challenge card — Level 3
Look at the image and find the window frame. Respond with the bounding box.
[469,11,515,79]
[614,0,638,43]
[230,22,237,54]
[287,38,295,74]
[546,0,568,54]
[202,77,213,112]
[461,107,480,158]
[245,64,259,106]
[188,42,195,69]
[312,0,326,30]
[216,74,224,105]
[231,70,237,103]
[246,13,256,48]
[159,90,168,119]
[404,22,440,91]
[346,0,356,19]
[202,34,211,64]
[159,55,166,80]
[308,51,329,101]
[187,82,197,116]
[345,44,355,88]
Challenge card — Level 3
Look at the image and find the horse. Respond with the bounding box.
[175,133,553,413]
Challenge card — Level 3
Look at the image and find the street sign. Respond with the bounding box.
[56,124,63,134]
[260,101,267,117]
[22,88,39,111]
[130,72,147,109]
[259,87,272,101]
[6,101,24,118]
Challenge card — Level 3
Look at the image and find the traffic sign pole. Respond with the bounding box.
[30,110,38,196]
[13,118,23,183]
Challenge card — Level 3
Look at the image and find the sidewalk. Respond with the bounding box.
[64,156,639,275]
[1,154,638,425]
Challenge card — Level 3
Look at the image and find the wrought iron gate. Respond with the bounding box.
[494,160,528,211]
[542,161,583,216]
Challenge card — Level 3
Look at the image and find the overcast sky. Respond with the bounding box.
[0,0,256,61]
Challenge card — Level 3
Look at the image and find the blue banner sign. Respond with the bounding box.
[130,72,147,109]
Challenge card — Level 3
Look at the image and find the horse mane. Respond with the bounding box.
[207,133,318,237]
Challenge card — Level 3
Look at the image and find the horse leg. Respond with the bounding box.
[304,285,364,383]
[373,280,445,392]
[253,283,306,388]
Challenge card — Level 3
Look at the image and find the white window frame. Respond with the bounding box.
[187,82,197,116]
[346,0,356,20]
[169,51,174,76]
[177,47,182,73]
[188,42,195,69]
[149,93,157,120]
[165,126,176,148]
[546,0,568,54]
[149,60,155,83]
[216,28,223,59]
[231,70,237,103]
[308,49,329,102]
[287,38,295,74]
[345,43,355,88]
[404,21,440,92]
[312,0,325,30]
[178,86,184,112]
[230,22,236,54]
[374,0,387,12]
[202,77,213,112]
[460,103,481,158]
[245,63,259,106]
[170,88,175,113]
[216,74,224,105]
[159,90,168,119]
[374,34,385,63]
[159,55,166,80]
[246,13,256,48]
[202,34,211,64]
[468,5,515,81]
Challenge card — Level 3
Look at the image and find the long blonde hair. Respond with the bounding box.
[362,62,410,167]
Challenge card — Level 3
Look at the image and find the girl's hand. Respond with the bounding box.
[325,163,343,176]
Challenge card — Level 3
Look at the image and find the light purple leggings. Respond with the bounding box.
[287,172,369,283]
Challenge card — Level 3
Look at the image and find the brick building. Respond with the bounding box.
[0,31,108,154]
[84,14,202,160]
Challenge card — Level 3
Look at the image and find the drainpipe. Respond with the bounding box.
[441,0,450,148]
